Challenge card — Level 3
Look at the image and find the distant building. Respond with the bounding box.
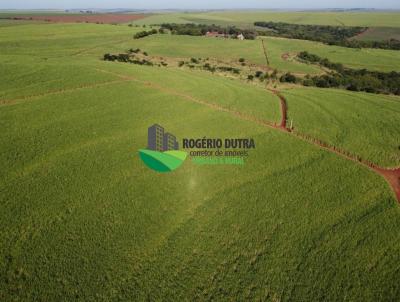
[148,124,179,152]
[163,133,179,151]
[148,124,164,151]
[205,31,228,38]
[237,33,245,40]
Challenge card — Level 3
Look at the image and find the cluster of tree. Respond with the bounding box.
[247,69,278,81]
[255,21,364,43]
[279,51,400,95]
[159,23,257,39]
[215,66,240,74]
[133,29,158,39]
[177,58,242,74]
[254,21,400,50]
[128,48,141,53]
[103,53,153,66]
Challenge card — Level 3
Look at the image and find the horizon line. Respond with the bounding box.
[1,7,400,11]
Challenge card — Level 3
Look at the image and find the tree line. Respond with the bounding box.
[254,21,400,50]
[133,29,158,39]
[279,51,400,95]
[103,51,154,66]
[159,23,257,40]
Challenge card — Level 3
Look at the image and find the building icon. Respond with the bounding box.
[148,124,164,151]
[163,133,179,151]
[148,124,179,152]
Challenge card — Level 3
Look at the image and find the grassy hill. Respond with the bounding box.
[133,10,400,28]
[1,16,400,301]
[123,34,400,73]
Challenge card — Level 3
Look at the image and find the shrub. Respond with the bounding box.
[133,30,157,39]
[255,71,264,78]
[128,48,140,53]
[280,73,297,83]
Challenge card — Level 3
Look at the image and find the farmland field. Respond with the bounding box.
[114,34,400,73]
[134,10,400,28]
[353,27,400,41]
[282,87,400,167]
[1,10,400,301]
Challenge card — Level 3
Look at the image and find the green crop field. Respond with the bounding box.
[1,12,400,301]
[282,87,400,167]
[354,27,400,41]
[134,10,400,28]
[114,34,400,73]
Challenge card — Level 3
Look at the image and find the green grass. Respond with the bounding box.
[1,19,400,302]
[0,19,47,27]
[134,10,400,28]
[126,34,400,73]
[0,59,118,101]
[283,87,400,167]
[2,73,399,301]
[97,62,281,122]
[0,23,144,58]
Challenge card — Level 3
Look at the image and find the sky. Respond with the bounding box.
[1,0,399,10]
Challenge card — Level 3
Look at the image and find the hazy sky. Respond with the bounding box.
[1,0,399,10]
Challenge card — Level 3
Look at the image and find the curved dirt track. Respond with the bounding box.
[97,67,400,202]
[374,168,400,201]
[15,66,397,202]
[267,89,288,129]
[273,90,400,202]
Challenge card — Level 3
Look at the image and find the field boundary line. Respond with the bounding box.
[261,39,270,66]
[0,79,131,106]
[267,88,288,129]
[271,88,400,202]
[71,38,129,57]
[94,67,285,129]
[95,67,400,202]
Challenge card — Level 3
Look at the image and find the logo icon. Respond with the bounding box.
[139,124,187,172]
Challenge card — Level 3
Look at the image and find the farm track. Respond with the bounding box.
[71,38,129,57]
[261,39,270,66]
[267,89,287,129]
[94,68,284,129]
[4,65,398,202]
[258,40,400,202]
[96,68,400,202]
[273,88,400,202]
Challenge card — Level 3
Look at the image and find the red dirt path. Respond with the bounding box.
[273,90,400,203]
[281,53,290,61]
[95,67,400,202]
[351,28,371,40]
[12,14,147,24]
[19,66,395,203]
[268,89,287,129]
[374,168,400,201]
